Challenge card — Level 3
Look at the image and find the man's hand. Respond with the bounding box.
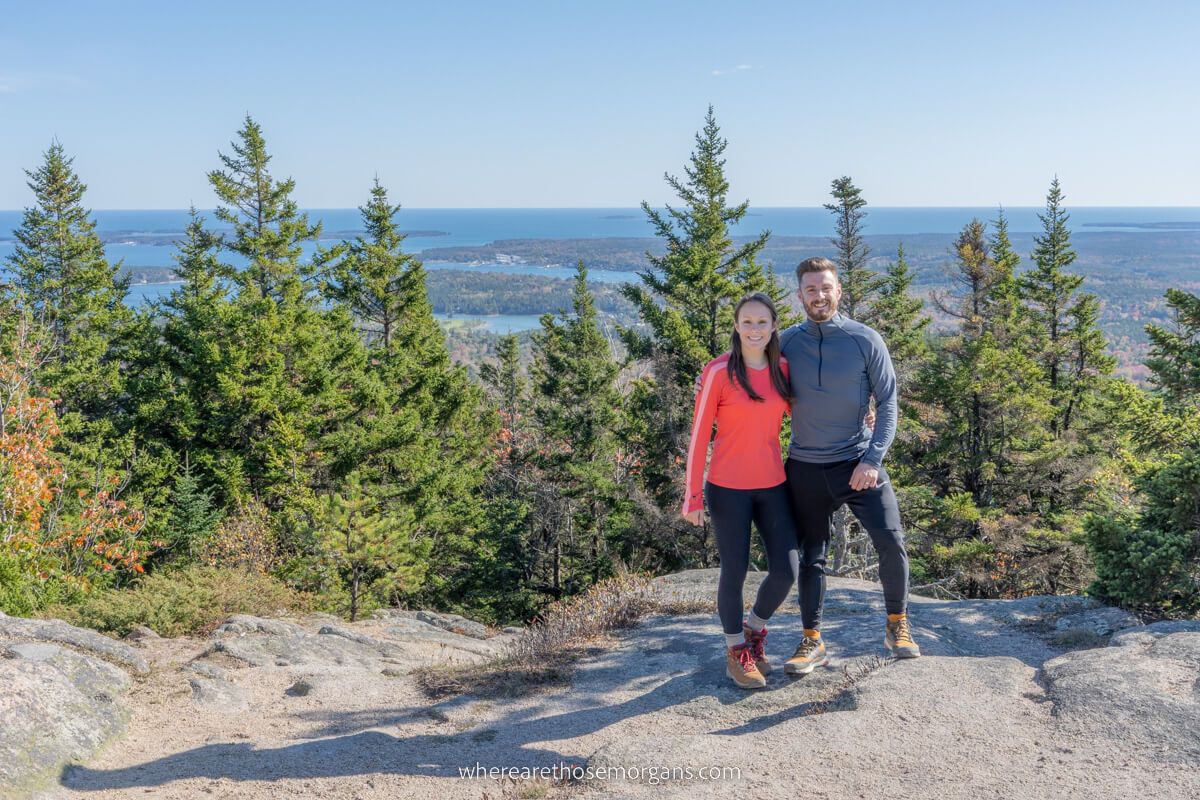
[682,509,706,526]
[850,462,880,491]
[693,371,703,397]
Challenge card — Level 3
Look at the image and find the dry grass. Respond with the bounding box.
[417,571,660,699]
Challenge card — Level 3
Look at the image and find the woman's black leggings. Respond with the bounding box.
[705,481,801,635]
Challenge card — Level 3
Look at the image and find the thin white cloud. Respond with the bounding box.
[711,64,757,77]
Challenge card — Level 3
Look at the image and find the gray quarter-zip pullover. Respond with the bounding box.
[779,313,897,467]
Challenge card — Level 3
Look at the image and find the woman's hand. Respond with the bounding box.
[682,509,706,526]
[865,407,876,429]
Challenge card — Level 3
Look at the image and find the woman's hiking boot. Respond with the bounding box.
[726,642,766,689]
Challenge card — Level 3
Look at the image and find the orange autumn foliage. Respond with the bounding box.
[1,332,151,587]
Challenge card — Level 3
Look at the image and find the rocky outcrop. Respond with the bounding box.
[0,641,131,797]
[0,606,509,796]
[6,573,1200,799]
[1043,620,1200,764]
[0,616,148,674]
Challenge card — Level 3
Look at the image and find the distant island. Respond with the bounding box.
[1081,221,1200,230]
[19,226,1199,382]
[417,229,1200,381]
[0,230,452,246]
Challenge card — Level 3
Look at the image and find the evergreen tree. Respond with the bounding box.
[872,242,930,385]
[477,334,539,621]
[824,176,886,322]
[622,107,777,373]
[1145,288,1200,412]
[620,107,782,516]
[481,334,525,436]
[1084,287,1200,616]
[855,243,931,575]
[304,476,428,621]
[1084,445,1200,616]
[208,119,329,300]
[201,117,367,516]
[1018,179,1116,518]
[327,178,417,350]
[910,219,1067,595]
[164,459,223,562]
[531,263,627,593]
[986,209,1025,348]
[480,333,529,492]
[4,142,135,477]
[322,178,495,609]
[1020,178,1114,435]
[127,210,238,504]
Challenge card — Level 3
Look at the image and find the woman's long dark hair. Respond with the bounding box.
[728,292,791,403]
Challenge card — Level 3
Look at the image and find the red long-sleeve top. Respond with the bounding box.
[682,354,791,514]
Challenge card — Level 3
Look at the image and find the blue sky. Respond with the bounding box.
[1,1,1197,208]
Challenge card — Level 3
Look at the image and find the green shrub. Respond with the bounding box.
[1085,450,1200,616]
[0,553,85,615]
[0,552,37,616]
[46,565,310,637]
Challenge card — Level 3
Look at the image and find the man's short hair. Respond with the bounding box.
[796,257,839,283]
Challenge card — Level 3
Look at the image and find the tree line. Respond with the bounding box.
[1,109,1196,626]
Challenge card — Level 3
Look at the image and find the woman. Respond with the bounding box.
[682,292,800,689]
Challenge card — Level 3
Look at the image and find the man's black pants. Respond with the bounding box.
[784,458,909,630]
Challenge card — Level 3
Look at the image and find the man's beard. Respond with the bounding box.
[804,299,837,321]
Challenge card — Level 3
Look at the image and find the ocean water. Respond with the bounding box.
[5,207,1200,326]
[4,207,1200,272]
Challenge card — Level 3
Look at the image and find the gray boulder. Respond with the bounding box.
[121,625,160,642]
[415,610,490,639]
[382,625,502,657]
[0,642,131,794]
[374,608,491,639]
[433,612,491,640]
[1042,630,1200,763]
[183,660,231,681]
[188,676,249,713]
[0,615,148,674]
[205,631,386,668]
[212,614,305,638]
[1053,606,1142,637]
[1111,619,1200,647]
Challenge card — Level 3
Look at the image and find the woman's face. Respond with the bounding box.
[734,300,775,351]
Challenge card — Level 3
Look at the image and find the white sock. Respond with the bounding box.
[745,611,769,632]
[725,633,744,649]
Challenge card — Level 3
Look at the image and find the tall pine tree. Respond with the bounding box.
[824,176,886,322]
[4,143,135,481]
[1018,179,1116,519]
[620,107,783,520]
[199,117,368,517]
[911,219,1065,596]
[531,263,627,594]
[872,242,930,387]
[127,209,238,504]
[322,178,495,610]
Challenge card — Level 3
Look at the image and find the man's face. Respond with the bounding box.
[797,270,841,322]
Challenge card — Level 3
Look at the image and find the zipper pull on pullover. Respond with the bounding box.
[817,323,823,387]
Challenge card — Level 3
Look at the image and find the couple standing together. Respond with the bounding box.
[682,257,920,689]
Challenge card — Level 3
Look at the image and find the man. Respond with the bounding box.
[779,256,920,675]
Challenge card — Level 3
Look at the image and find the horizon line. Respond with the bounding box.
[4,204,1200,213]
